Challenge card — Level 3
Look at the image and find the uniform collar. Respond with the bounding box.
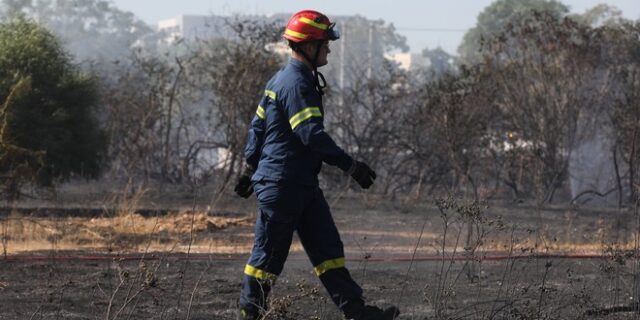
[288,57,314,80]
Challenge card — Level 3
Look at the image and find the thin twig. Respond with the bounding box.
[186,261,213,319]
[105,278,125,320]
[396,206,430,310]
[28,305,42,320]
[174,187,200,319]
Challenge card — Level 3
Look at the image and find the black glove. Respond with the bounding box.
[347,160,377,189]
[234,165,255,198]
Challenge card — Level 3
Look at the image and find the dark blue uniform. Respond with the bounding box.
[239,58,363,315]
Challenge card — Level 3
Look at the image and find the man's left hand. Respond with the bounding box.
[349,161,377,189]
[234,175,253,198]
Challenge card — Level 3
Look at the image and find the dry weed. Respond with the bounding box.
[1,210,252,254]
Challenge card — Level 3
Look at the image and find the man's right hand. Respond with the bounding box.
[348,161,377,189]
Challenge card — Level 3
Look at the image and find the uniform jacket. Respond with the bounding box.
[244,58,353,186]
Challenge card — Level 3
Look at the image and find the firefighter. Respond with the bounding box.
[234,10,400,320]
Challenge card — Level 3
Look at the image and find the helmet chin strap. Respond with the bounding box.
[294,41,327,96]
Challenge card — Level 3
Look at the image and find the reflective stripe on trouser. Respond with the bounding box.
[239,181,363,314]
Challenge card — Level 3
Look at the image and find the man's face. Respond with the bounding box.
[302,40,331,67]
[315,40,331,67]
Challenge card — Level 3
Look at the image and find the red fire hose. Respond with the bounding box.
[1,253,613,263]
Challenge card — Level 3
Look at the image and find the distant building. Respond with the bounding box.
[385,53,430,71]
[157,15,236,43]
[156,14,406,89]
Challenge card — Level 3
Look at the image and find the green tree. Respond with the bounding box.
[458,0,568,64]
[421,47,457,75]
[572,4,628,27]
[0,18,105,198]
[0,0,155,65]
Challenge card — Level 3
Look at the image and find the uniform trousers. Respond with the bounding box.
[239,180,363,314]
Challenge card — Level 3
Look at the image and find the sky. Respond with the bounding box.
[111,0,640,54]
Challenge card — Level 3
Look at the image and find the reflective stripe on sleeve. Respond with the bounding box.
[299,17,328,30]
[265,90,277,100]
[256,105,266,120]
[314,257,345,276]
[289,107,322,130]
[244,264,278,282]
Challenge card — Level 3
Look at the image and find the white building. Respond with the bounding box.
[385,53,430,71]
[157,15,234,43]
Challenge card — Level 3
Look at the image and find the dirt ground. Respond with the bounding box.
[2,187,640,319]
[2,253,640,319]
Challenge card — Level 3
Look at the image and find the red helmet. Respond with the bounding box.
[283,10,340,43]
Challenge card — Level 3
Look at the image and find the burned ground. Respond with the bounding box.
[1,190,640,319]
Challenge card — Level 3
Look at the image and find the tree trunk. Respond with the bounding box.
[613,143,623,208]
[629,127,638,203]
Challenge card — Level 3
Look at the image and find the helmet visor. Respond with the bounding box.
[327,23,340,40]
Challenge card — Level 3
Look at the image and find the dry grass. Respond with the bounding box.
[1,189,638,262]
[1,210,254,254]
[1,209,636,257]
